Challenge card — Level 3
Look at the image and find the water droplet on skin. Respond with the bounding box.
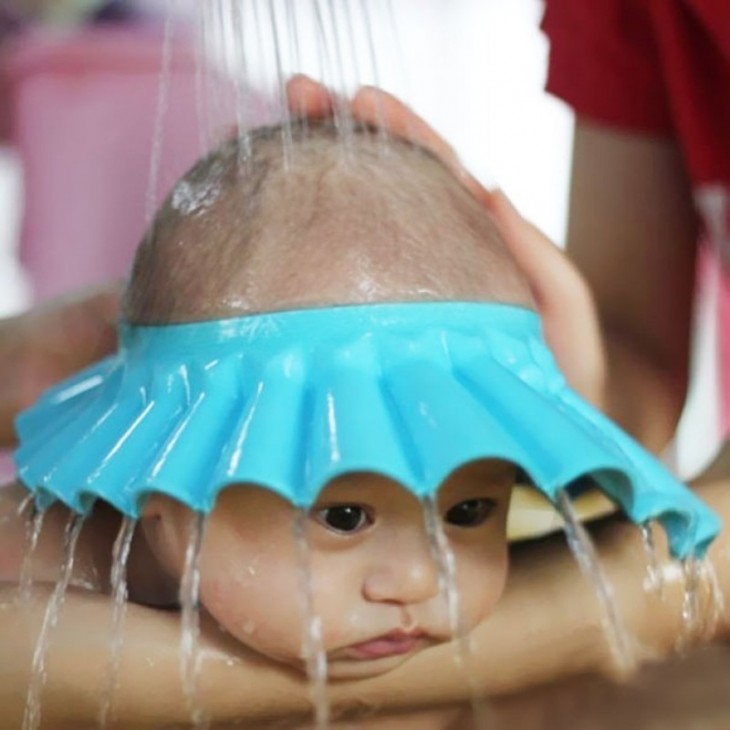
[170,175,222,216]
[243,620,256,635]
[69,577,98,592]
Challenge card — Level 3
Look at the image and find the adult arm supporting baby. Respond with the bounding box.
[0,283,120,448]
[2,481,727,727]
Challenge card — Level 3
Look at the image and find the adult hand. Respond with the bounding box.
[285,75,607,408]
[0,282,121,447]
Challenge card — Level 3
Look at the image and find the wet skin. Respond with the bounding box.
[140,459,514,679]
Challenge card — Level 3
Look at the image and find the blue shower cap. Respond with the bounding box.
[14,301,720,558]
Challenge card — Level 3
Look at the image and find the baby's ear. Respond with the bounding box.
[486,190,607,410]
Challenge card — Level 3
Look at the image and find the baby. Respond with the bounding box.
[1,91,728,730]
[2,118,534,681]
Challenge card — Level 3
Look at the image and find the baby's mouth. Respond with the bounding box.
[340,629,430,660]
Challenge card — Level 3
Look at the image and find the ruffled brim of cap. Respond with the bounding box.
[14,302,720,558]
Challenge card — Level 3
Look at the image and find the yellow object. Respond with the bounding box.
[507,483,618,541]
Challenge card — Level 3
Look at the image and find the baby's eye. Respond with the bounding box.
[313,505,373,534]
[444,499,495,528]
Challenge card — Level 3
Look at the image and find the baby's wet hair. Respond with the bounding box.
[124,120,532,324]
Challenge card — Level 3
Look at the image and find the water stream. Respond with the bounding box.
[15,492,35,519]
[639,520,663,596]
[680,555,700,639]
[145,0,175,230]
[179,511,209,728]
[269,1,294,167]
[312,0,350,148]
[294,510,330,729]
[195,1,216,157]
[230,0,253,166]
[358,0,389,148]
[700,558,726,641]
[673,554,726,651]
[17,508,46,604]
[22,513,86,730]
[98,517,138,728]
[555,489,635,674]
[421,497,492,730]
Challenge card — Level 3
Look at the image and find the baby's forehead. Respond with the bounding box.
[322,462,516,496]
[207,462,515,518]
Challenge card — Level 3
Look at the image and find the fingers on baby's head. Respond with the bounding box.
[124,121,532,325]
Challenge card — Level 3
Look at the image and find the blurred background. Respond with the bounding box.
[0,0,719,477]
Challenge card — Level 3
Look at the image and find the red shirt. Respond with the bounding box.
[542,0,730,435]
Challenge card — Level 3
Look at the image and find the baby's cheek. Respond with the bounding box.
[201,573,308,665]
[458,545,509,628]
[310,562,366,647]
[202,577,243,629]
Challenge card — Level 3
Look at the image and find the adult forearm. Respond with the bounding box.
[4,485,728,728]
[0,586,311,728]
[0,284,120,448]
[565,121,698,453]
[0,579,622,726]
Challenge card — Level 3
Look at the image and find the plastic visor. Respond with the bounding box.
[14,301,721,559]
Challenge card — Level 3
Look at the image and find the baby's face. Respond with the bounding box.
[148,460,513,679]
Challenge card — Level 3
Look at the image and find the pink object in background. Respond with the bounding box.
[1,25,203,303]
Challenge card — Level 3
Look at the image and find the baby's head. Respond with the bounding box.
[125,121,532,322]
[133,122,531,678]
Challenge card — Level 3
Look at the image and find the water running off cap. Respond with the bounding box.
[14,302,721,559]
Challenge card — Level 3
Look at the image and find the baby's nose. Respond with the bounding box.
[362,533,440,605]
